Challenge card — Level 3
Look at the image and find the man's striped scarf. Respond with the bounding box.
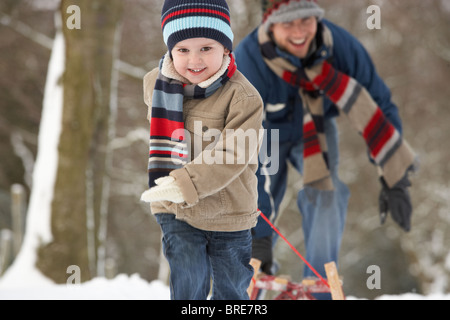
[148,53,237,188]
[258,25,416,190]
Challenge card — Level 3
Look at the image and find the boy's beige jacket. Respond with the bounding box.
[143,68,264,232]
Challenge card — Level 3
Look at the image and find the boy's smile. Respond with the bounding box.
[188,67,207,76]
[171,38,230,85]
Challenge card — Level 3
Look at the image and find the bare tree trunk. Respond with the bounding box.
[36,0,123,284]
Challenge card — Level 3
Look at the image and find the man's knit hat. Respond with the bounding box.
[262,0,325,31]
[161,0,234,52]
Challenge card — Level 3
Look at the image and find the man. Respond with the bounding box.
[235,0,416,288]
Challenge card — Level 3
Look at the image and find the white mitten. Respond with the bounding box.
[140,176,185,204]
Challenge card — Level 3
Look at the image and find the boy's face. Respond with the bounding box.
[171,38,230,85]
[270,16,318,59]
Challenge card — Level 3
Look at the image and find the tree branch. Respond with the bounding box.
[0,11,53,49]
[1,11,148,80]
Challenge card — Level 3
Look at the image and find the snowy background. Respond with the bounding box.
[1,0,450,300]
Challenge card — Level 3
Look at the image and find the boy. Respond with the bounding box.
[140,0,264,300]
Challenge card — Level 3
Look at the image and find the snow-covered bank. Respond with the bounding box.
[0,274,170,300]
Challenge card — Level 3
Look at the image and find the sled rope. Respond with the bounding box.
[259,211,330,288]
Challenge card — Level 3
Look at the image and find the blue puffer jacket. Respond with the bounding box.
[235,19,402,143]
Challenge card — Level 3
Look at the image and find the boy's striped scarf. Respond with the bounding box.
[148,53,237,188]
[258,25,416,189]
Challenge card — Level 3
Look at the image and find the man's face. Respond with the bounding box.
[270,16,318,59]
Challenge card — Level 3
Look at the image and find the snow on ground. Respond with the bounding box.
[0,274,449,300]
[0,274,170,300]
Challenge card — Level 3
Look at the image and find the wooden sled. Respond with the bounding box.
[248,259,345,300]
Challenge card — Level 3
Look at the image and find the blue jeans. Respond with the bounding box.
[155,214,254,300]
[255,118,350,280]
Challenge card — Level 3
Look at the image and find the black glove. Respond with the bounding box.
[379,174,412,232]
[252,236,273,275]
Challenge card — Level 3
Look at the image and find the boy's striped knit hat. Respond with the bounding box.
[262,0,325,31]
[161,0,234,52]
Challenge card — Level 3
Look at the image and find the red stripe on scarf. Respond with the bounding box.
[227,54,237,78]
[313,62,350,102]
[363,108,395,158]
[303,121,322,157]
[150,118,185,141]
[282,70,313,90]
[149,150,188,159]
[282,70,294,84]
[329,72,349,102]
